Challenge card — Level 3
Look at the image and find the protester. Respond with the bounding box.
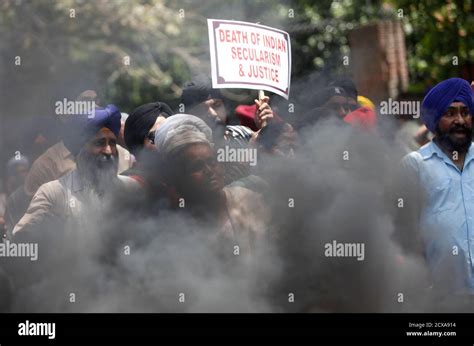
[226,121,298,194]
[329,76,377,131]
[12,107,141,240]
[4,155,30,196]
[4,97,136,233]
[400,77,474,292]
[0,155,30,236]
[154,114,269,255]
[309,86,351,119]
[122,101,173,185]
[181,76,273,137]
[182,77,274,184]
[256,122,298,158]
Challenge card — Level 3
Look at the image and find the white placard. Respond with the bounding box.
[207,19,291,99]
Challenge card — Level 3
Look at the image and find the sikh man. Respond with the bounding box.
[182,77,275,185]
[122,101,174,186]
[4,99,133,234]
[12,108,140,243]
[400,77,474,293]
[181,77,273,139]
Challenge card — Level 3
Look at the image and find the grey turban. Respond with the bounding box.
[154,113,213,154]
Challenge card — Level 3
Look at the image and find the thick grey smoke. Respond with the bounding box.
[5,114,473,313]
[1,0,472,314]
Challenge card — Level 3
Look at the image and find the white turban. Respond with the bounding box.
[154,113,213,154]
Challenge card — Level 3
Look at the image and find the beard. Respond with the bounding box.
[76,148,119,196]
[435,123,473,153]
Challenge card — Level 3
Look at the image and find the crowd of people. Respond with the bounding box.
[1,75,474,312]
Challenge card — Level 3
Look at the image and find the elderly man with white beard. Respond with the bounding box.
[12,107,140,244]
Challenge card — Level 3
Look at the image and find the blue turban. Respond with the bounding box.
[85,104,121,137]
[63,104,122,155]
[421,78,474,133]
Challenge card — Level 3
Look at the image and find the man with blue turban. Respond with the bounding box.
[400,77,474,293]
[11,104,140,241]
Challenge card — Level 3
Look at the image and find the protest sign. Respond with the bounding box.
[207,19,291,99]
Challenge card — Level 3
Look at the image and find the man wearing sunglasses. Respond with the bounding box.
[122,102,173,187]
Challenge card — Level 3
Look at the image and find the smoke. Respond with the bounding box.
[1,0,473,314]
[5,112,474,313]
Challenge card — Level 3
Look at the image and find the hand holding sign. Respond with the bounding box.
[254,95,273,129]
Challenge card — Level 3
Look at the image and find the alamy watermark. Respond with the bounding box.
[18,320,55,339]
[324,240,365,261]
[217,146,257,166]
[0,239,38,261]
[55,98,95,118]
[379,98,420,119]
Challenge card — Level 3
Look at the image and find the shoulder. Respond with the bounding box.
[224,185,261,200]
[117,174,142,191]
[25,142,74,195]
[401,151,422,166]
[32,142,64,167]
[223,186,270,247]
[227,175,269,194]
[400,143,432,171]
[224,186,269,229]
[33,179,66,202]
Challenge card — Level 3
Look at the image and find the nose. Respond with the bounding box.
[102,143,113,155]
[454,112,466,125]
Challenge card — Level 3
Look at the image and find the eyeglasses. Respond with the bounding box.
[146,131,155,145]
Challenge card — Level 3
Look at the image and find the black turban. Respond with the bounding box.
[124,102,173,155]
[181,76,222,109]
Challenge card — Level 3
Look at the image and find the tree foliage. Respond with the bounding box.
[0,0,472,117]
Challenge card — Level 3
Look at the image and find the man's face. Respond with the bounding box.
[15,164,29,178]
[77,128,119,184]
[86,127,118,158]
[435,101,472,152]
[176,143,224,198]
[143,116,167,151]
[323,95,351,118]
[192,98,227,127]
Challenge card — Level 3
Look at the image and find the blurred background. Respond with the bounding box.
[0,0,473,172]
